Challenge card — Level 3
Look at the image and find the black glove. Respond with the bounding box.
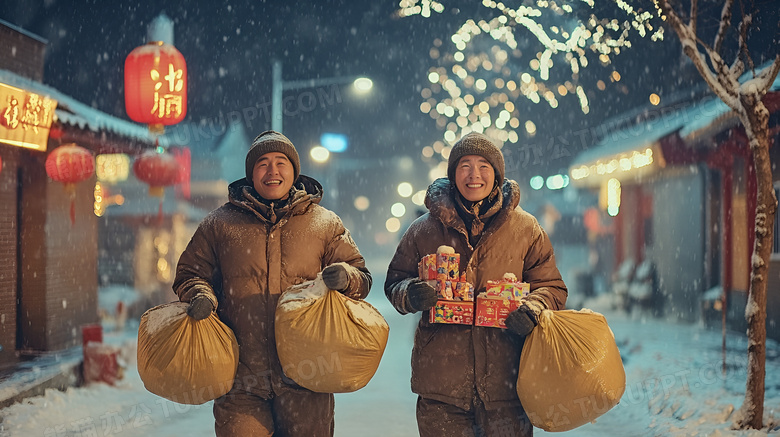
[322,264,350,291]
[505,304,538,337]
[187,296,214,321]
[407,280,438,312]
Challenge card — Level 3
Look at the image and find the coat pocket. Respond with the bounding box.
[414,321,441,353]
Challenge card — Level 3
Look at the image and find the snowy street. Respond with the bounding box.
[0,264,778,437]
[1,1,779,436]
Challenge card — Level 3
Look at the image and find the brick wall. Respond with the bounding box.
[0,23,46,81]
[17,149,48,351]
[0,146,19,369]
[44,161,98,350]
[16,147,99,352]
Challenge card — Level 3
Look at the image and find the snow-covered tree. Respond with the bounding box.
[653,0,780,430]
[397,0,663,178]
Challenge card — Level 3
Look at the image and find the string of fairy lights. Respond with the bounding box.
[398,0,664,181]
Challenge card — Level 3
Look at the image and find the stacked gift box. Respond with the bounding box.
[475,274,530,328]
[419,246,531,328]
[419,246,474,325]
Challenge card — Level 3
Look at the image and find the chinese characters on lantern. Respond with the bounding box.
[151,63,184,119]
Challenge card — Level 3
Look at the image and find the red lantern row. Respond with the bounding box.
[44,144,184,224]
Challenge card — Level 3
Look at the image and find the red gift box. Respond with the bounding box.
[429,300,474,325]
[484,280,530,300]
[475,296,521,328]
[419,251,474,302]
[475,278,529,328]
[418,254,438,280]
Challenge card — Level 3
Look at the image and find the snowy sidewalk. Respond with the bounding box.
[538,307,780,436]
[0,348,82,410]
[1,290,778,436]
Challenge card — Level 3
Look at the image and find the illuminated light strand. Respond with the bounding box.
[400,0,663,171]
[571,148,655,181]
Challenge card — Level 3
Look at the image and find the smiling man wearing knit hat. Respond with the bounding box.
[385,131,568,437]
[174,130,372,436]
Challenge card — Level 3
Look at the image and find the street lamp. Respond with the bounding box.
[271,59,372,133]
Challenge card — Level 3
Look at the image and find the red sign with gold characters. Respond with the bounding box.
[0,82,57,151]
[124,42,187,131]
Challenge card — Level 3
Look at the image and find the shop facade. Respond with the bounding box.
[570,77,780,340]
[0,21,161,369]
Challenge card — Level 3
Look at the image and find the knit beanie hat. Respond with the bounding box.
[447,132,505,182]
[245,130,300,184]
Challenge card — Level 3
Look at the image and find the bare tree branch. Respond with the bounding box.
[690,0,698,37]
[713,0,734,54]
[749,55,780,95]
[739,13,755,73]
[731,58,745,79]
[656,0,741,109]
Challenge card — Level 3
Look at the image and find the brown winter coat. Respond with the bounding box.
[385,178,567,411]
[174,176,371,398]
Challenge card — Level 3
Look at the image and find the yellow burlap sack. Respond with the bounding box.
[137,302,239,405]
[517,309,625,432]
[275,277,389,393]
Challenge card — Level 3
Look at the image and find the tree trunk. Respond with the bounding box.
[735,94,775,429]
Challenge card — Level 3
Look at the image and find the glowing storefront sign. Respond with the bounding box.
[0,82,57,151]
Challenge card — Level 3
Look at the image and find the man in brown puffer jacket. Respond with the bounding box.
[173,130,372,437]
[385,132,567,436]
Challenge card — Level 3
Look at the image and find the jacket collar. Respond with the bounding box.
[228,175,323,222]
[425,178,521,244]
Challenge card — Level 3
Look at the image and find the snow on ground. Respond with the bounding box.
[1,272,779,436]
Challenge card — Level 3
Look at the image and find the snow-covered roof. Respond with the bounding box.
[0,19,47,44]
[680,72,780,143]
[0,69,170,147]
[166,120,250,182]
[569,107,687,167]
[571,62,780,168]
[101,177,208,220]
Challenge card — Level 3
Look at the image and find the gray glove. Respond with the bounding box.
[505,304,538,337]
[506,298,545,337]
[407,280,438,312]
[322,264,350,291]
[186,296,214,321]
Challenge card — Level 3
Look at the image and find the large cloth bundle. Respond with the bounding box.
[516,309,625,432]
[137,302,239,405]
[275,277,389,393]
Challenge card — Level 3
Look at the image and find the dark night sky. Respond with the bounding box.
[2,0,777,253]
[4,1,777,169]
[2,2,445,161]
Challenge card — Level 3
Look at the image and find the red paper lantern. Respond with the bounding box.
[133,150,181,197]
[124,42,187,132]
[45,143,95,224]
[133,149,182,224]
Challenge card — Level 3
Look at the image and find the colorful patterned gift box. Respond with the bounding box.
[475,276,530,328]
[429,300,474,325]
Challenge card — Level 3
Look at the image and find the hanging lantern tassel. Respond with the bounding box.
[149,185,165,225]
[64,183,77,225]
[45,144,95,226]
